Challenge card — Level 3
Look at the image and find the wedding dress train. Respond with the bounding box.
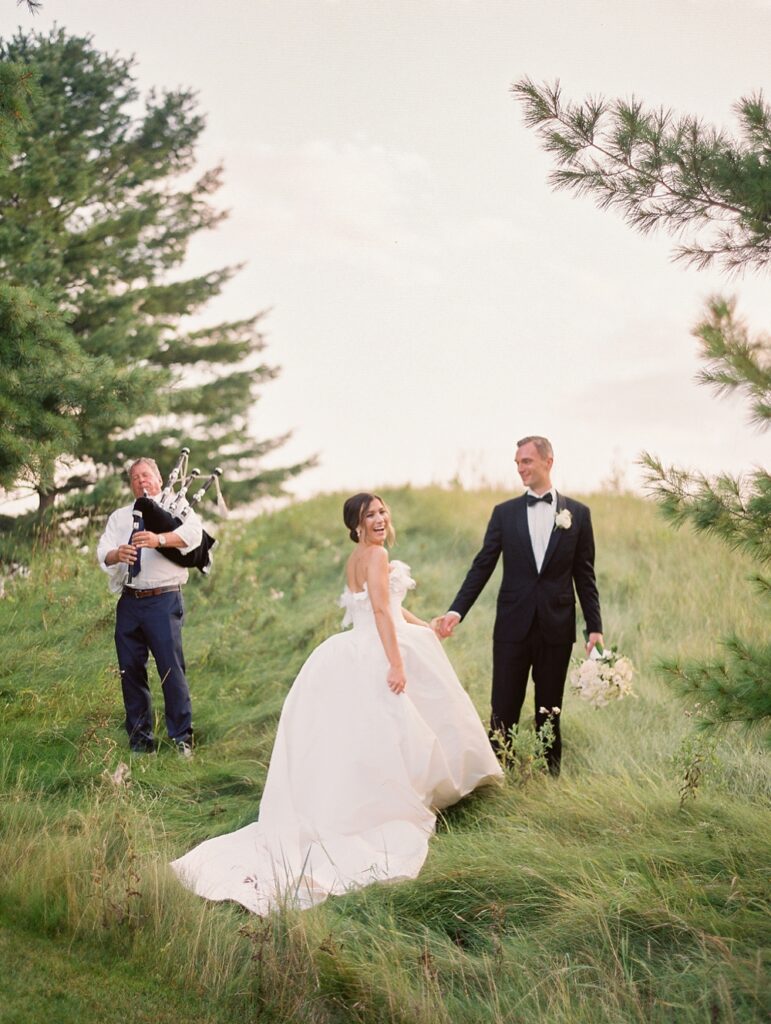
[171,561,502,914]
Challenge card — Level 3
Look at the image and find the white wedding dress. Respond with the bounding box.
[171,561,502,915]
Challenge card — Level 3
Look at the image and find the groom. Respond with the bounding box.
[434,436,603,775]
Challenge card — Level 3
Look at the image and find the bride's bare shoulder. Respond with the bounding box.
[367,545,389,566]
[345,545,387,590]
[366,548,390,591]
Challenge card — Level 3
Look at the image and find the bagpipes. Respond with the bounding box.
[131,448,224,575]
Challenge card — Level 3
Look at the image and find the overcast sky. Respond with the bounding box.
[12,0,771,500]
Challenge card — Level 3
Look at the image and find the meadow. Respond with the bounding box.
[0,487,768,1024]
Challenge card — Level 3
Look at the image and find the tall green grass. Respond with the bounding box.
[0,488,768,1023]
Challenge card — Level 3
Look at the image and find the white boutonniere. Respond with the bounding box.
[555,508,572,530]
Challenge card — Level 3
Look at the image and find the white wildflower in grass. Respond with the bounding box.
[569,645,636,708]
[105,762,131,787]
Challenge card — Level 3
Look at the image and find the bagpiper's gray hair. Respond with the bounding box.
[128,457,162,480]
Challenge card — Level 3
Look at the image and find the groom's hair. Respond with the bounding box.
[516,435,553,460]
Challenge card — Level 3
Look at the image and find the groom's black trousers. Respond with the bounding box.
[490,614,573,774]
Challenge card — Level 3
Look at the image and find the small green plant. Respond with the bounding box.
[673,712,721,809]
[492,715,555,784]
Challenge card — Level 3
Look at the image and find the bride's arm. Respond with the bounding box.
[403,602,427,626]
[367,548,407,694]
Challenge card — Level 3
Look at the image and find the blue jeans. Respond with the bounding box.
[114,590,193,750]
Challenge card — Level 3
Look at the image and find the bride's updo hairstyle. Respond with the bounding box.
[343,492,395,545]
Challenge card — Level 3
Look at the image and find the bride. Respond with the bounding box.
[171,493,502,915]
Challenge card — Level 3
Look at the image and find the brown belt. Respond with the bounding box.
[122,585,181,599]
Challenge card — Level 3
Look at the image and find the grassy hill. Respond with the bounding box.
[0,487,768,1023]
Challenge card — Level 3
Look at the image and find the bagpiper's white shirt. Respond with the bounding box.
[97,503,203,594]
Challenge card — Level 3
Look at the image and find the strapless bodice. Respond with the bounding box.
[338,559,416,629]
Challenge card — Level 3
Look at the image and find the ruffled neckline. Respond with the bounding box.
[343,559,414,596]
[338,559,416,626]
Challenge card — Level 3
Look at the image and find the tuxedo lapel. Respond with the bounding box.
[513,495,539,574]
[539,491,565,575]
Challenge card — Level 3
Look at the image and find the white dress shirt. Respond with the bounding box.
[97,503,203,594]
[526,488,556,572]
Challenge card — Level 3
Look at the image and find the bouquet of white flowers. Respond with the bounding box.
[569,643,635,708]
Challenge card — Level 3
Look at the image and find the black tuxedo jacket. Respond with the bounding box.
[449,493,602,645]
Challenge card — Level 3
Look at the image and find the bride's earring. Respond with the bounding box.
[356,527,362,540]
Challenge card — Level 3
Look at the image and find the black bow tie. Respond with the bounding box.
[527,492,553,506]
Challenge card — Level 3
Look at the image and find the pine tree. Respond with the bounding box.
[0,28,313,515]
[0,54,132,509]
[514,79,770,734]
[0,284,150,497]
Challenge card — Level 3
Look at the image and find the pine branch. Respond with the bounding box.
[639,454,771,568]
[660,636,771,733]
[692,296,771,429]
[512,78,771,271]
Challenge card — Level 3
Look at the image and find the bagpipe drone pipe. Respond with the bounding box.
[131,448,224,575]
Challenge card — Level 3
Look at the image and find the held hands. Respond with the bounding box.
[387,664,406,695]
[431,612,461,640]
